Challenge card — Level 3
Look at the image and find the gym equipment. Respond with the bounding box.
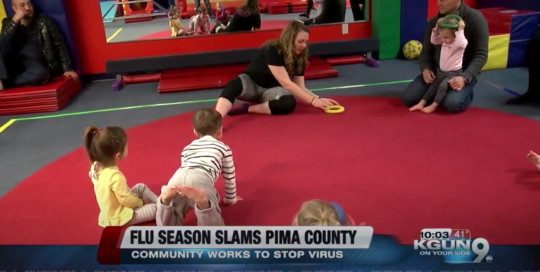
[402,40,422,60]
[158,58,338,93]
[400,0,427,58]
[480,7,540,68]
[0,77,81,116]
[439,14,462,29]
[324,106,345,114]
[325,56,365,65]
[371,0,401,59]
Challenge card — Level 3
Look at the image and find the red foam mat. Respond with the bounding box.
[267,2,307,14]
[326,55,365,65]
[122,73,161,84]
[158,59,337,93]
[0,77,80,115]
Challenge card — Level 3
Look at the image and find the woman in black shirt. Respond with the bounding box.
[215,0,261,33]
[215,21,339,116]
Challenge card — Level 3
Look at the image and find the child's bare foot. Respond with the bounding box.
[422,104,437,113]
[159,185,177,205]
[177,185,211,209]
[526,151,540,165]
[409,104,424,111]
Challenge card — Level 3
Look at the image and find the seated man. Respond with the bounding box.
[401,0,488,113]
[0,0,77,91]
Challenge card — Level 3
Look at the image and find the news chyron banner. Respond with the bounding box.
[97,226,374,265]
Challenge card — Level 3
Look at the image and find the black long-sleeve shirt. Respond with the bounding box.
[314,0,346,25]
[419,2,489,83]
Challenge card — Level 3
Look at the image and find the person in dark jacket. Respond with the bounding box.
[0,0,77,91]
[506,30,540,105]
[401,0,488,113]
[300,0,346,25]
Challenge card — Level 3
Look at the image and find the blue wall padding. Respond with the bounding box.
[510,13,540,40]
[478,0,540,11]
[507,40,529,67]
[399,0,428,58]
[2,0,79,70]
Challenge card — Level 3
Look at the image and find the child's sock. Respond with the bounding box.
[228,103,250,116]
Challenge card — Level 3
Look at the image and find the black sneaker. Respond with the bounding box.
[506,92,540,105]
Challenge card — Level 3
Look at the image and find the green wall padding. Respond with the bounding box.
[371,0,401,60]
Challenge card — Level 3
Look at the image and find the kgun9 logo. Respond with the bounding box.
[414,238,490,263]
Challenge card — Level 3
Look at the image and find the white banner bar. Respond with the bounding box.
[120,226,374,249]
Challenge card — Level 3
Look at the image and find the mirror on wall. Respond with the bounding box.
[102,0,368,43]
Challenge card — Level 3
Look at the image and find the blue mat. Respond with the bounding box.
[100,1,117,23]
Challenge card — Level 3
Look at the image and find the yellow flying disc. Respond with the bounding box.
[324,105,345,114]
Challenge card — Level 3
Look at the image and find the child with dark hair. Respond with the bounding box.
[188,6,211,34]
[157,108,241,226]
[84,126,158,227]
[194,0,213,18]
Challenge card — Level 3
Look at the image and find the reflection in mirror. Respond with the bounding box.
[102,0,368,43]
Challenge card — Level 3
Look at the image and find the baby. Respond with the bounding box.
[410,16,468,113]
[188,6,211,34]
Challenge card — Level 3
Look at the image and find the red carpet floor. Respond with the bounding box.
[138,20,292,40]
[1,96,540,245]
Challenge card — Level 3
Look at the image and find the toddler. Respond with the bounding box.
[194,0,213,18]
[293,199,359,226]
[157,108,241,226]
[215,2,229,25]
[169,6,194,37]
[84,126,158,227]
[410,16,468,113]
[189,6,211,34]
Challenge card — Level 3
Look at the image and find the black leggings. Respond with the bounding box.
[527,30,540,94]
[305,0,314,14]
[219,76,297,115]
[349,0,365,21]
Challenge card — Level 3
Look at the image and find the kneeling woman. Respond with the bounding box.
[215,21,339,116]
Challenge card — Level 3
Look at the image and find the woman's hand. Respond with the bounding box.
[312,97,337,109]
[324,98,339,105]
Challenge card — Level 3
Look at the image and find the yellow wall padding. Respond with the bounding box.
[482,34,509,71]
[0,1,7,21]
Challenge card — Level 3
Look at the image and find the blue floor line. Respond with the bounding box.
[481,79,521,97]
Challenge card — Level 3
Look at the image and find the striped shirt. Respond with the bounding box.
[181,135,237,201]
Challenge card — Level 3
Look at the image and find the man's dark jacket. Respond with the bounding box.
[1,13,72,76]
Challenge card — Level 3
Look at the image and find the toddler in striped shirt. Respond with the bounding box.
[157,108,241,226]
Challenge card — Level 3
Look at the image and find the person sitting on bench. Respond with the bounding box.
[0,0,77,91]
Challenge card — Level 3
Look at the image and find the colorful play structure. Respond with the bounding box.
[380,0,539,71]
[121,0,155,22]
[100,0,159,23]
